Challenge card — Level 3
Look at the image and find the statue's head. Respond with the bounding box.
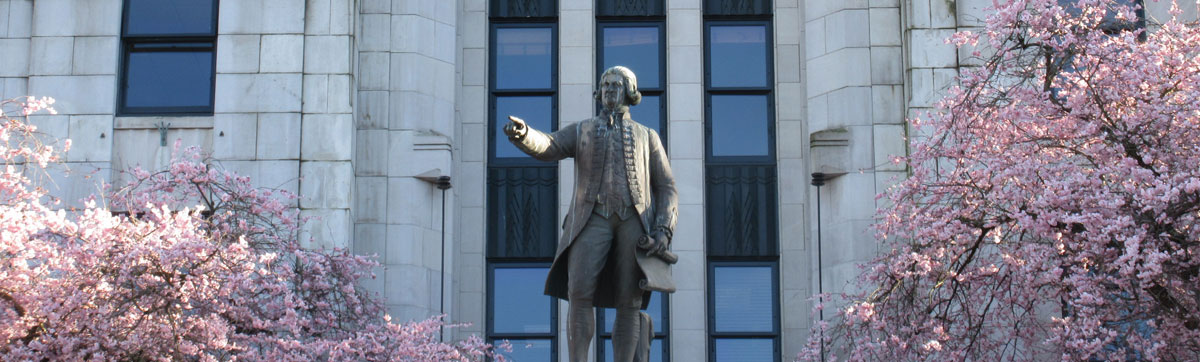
[595,65,642,110]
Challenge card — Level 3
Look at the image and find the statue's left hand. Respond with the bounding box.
[646,231,670,255]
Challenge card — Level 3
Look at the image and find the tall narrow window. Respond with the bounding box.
[487,2,559,361]
[595,1,670,358]
[703,1,779,361]
[118,0,218,115]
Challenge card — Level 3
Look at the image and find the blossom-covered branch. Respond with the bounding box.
[804,1,1200,361]
[0,98,505,361]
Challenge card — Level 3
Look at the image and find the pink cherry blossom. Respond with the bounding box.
[0,98,502,361]
[802,1,1200,361]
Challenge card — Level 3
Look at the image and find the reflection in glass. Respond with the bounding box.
[602,292,665,334]
[126,0,215,35]
[603,338,665,362]
[124,50,213,108]
[633,95,663,141]
[710,95,769,157]
[713,266,774,332]
[494,96,553,159]
[602,26,660,89]
[714,339,774,362]
[492,267,552,333]
[495,28,553,90]
[708,25,768,88]
[493,338,553,362]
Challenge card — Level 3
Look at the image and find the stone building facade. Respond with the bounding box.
[0,0,1186,361]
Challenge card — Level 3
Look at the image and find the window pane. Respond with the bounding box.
[494,338,553,362]
[710,95,768,157]
[126,0,215,35]
[124,50,213,109]
[708,25,768,88]
[495,96,553,159]
[495,27,553,90]
[633,95,663,141]
[714,339,774,362]
[602,26,660,89]
[603,292,664,334]
[602,338,665,362]
[492,267,553,334]
[713,266,774,332]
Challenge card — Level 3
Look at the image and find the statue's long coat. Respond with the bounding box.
[511,112,679,308]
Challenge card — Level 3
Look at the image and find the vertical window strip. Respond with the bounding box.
[487,6,559,360]
[595,14,671,361]
[703,15,780,362]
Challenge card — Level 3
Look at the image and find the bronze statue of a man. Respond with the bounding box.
[504,65,678,362]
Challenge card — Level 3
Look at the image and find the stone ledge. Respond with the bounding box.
[114,116,214,130]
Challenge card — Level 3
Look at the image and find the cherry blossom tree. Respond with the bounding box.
[804,1,1200,360]
[0,97,504,361]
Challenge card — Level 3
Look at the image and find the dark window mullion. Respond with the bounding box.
[492,89,557,96]
[124,33,217,40]
[705,88,771,94]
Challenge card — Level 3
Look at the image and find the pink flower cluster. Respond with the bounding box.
[803,1,1200,361]
[0,100,503,361]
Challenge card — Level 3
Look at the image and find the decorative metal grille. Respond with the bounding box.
[596,0,664,17]
[702,0,770,15]
[491,0,557,18]
[705,165,778,257]
[487,167,558,258]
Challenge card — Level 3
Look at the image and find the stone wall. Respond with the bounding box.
[452,0,488,341]
[802,0,906,345]
[353,0,459,324]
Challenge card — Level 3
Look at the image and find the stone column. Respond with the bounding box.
[775,0,809,358]
[802,0,906,344]
[451,0,488,340]
[354,0,458,324]
[299,0,355,251]
[666,0,707,361]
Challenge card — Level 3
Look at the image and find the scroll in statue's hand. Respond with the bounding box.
[504,116,528,139]
[638,232,677,264]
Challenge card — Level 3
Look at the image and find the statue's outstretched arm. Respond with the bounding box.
[505,115,579,162]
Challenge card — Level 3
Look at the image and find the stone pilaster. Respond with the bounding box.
[354,0,458,324]
[666,0,707,361]
[451,0,488,341]
[802,0,906,346]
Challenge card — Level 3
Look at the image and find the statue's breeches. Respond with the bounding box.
[566,207,647,362]
[567,207,645,306]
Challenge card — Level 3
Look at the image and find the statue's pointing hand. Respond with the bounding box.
[504,116,528,139]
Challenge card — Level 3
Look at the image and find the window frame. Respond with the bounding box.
[706,260,781,362]
[117,0,219,116]
[593,12,671,362]
[702,20,776,164]
[703,10,780,361]
[596,20,668,146]
[488,22,560,167]
[486,262,559,361]
[486,10,560,361]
